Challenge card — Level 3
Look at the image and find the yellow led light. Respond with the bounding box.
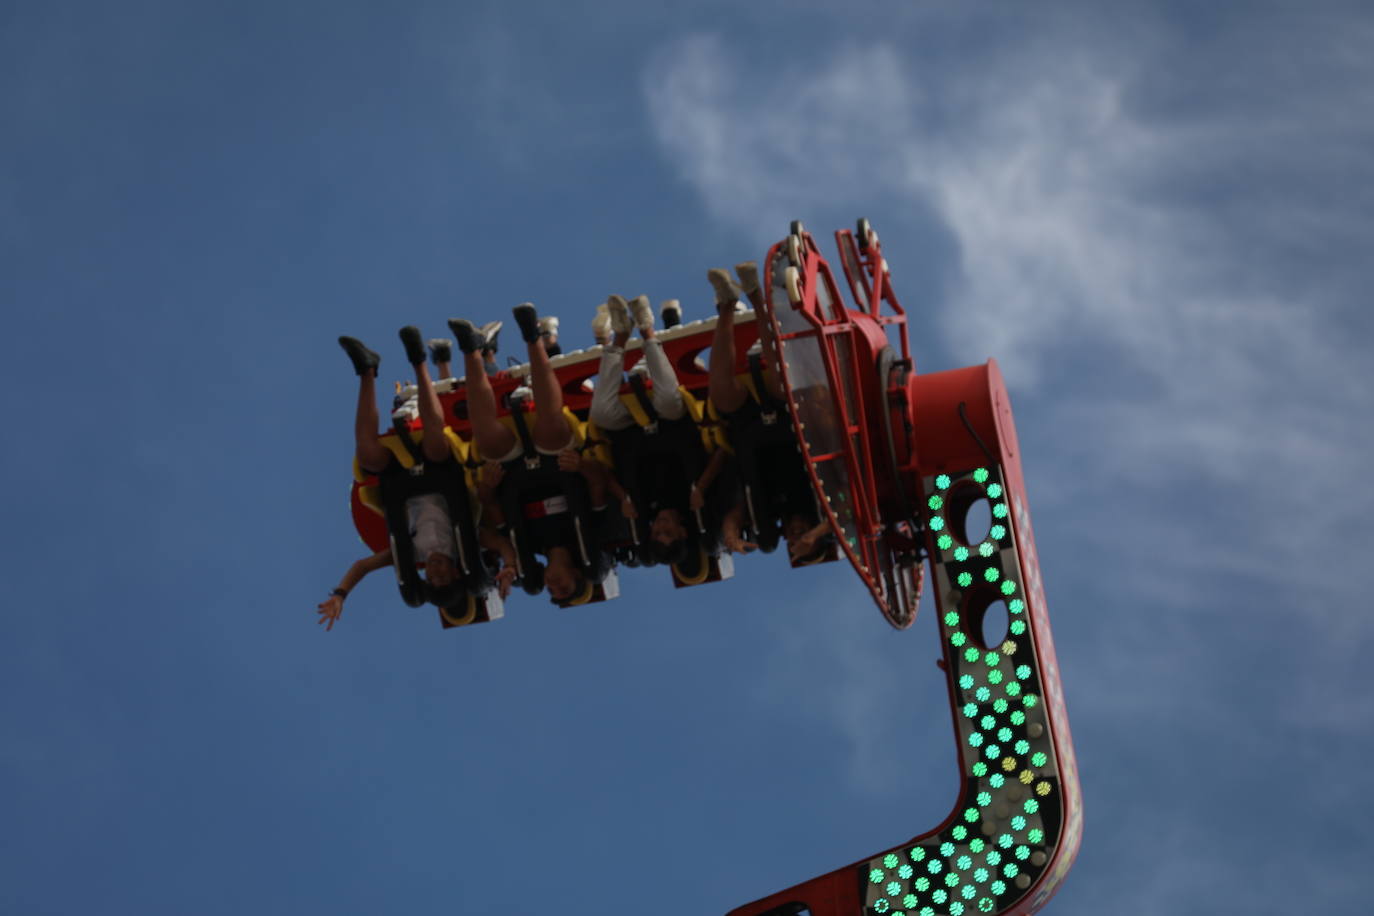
[1000,640,1017,655]
[1019,770,1034,785]
[1036,781,1052,797]
[1002,757,1017,772]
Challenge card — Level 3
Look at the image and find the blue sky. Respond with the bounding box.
[3,1,1371,913]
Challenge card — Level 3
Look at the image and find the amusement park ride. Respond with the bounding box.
[348,220,1082,915]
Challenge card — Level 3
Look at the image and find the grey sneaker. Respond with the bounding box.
[707,268,739,308]
[605,295,634,336]
[629,295,654,333]
[512,303,541,342]
[427,338,453,365]
[446,318,484,354]
[734,261,760,295]
[591,303,612,344]
[478,320,502,353]
[660,299,682,329]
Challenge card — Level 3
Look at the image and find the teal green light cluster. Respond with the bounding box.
[868,466,1053,916]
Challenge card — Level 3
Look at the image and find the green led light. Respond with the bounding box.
[969,838,985,854]
[1003,863,1018,878]
[1015,845,1030,860]
[957,854,972,872]
[945,611,961,627]
[910,847,926,862]
[984,744,1001,759]
[986,483,1003,498]
[1032,751,1047,766]
[951,632,967,647]
[985,850,1001,866]
[932,890,946,906]
[874,900,889,914]
[870,868,886,884]
[980,897,996,912]
[1028,828,1044,844]
[928,859,943,875]
[1005,682,1022,697]
[969,733,984,748]
[938,534,953,550]
[997,727,1012,742]
[1010,816,1026,831]
[971,762,987,777]
[928,495,944,511]
[988,670,1003,685]
[953,546,970,562]
[1016,664,1031,680]
[985,651,1000,667]
[993,698,1008,713]
[997,834,1013,849]
[973,468,989,483]
[884,853,899,869]
[952,825,968,841]
[1015,740,1029,754]
[898,864,913,880]
[930,516,946,531]
[961,885,976,900]
[940,842,956,857]
[965,647,981,663]
[990,881,1006,896]
[1023,694,1039,708]
[887,880,902,897]
[961,680,975,694]
[978,542,995,557]
[980,714,995,730]
[989,524,1006,541]
[1000,580,1017,596]
[973,867,988,884]
[914,875,930,890]
[920,908,935,916]
[983,567,1000,583]
[957,571,973,587]
[903,893,919,909]
[989,773,1005,788]
[1008,598,1024,613]
[949,901,964,916]
[1010,620,1027,635]
[936,474,951,490]
[992,503,1008,519]
[944,872,959,888]
[1024,799,1039,814]
[976,791,991,807]
[975,687,991,701]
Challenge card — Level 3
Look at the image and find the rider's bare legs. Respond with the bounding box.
[707,271,749,414]
[353,368,392,472]
[412,359,451,464]
[526,333,573,451]
[735,261,786,403]
[461,347,519,462]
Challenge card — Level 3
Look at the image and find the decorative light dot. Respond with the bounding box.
[973,468,989,483]
[945,611,961,627]
[874,900,889,914]
[931,516,946,531]
[870,868,886,884]
[997,727,1013,742]
[1000,640,1017,656]
[928,495,944,511]
[988,670,1004,685]
[884,854,900,869]
[983,567,1000,583]
[944,872,959,888]
[1020,770,1034,785]
[887,881,902,897]
[1006,682,1022,697]
[1013,740,1029,754]
[985,651,1000,667]
[951,632,967,647]
[971,762,988,777]
[1010,816,1026,831]
[936,474,951,490]
[962,885,978,900]
[992,503,1008,518]
[1010,620,1027,636]
[984,744,1001,759]
[940,842,956,857]
[997,834,1013,849]
[1001,757,1017,772]
[980,714,995,730]
[1023,694,1039,708]
[1016,665,1032,680]
[969,733,984,748]
[1036,781,1051,797]
[986,483,1003,498]
[976,792,992,807]
[1003,863,1019,878]
[1028,829,1044,844]
[915,875,930,891]
[975,687,991,701]
[952,826,968,841]
[978,542,995,557]
[1024,799,1039,814]
[989,774,1005,788]
[928,859,942,875]
[1008,599,1024,614]
[989,524,1006,541]
[1000,580,1017,596]
[964,807,979,823]
[973,867,989,884]
[957,855,973,871]
[899,863,914,880]
[965,647,981,663]
[950,900,964,916]
[1015,845,1030,860]
[938,534,953,550]
[980,896,997,911]
[954,546,970,561]
[1031,752,1047,766]
[969,838,985,854]
[957,571,973,587]
[985,850,1001,866]
[993,698,1008,713]
[990,881,1006,896]
[910,847,927,862]
[904,894,919,908]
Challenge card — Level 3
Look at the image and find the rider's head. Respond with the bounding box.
[544,548,584,603]
[648,507,690,564]
[782,513,827,564]
[423,552,457,588]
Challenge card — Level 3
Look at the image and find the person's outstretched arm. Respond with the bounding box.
[317,548,392,631]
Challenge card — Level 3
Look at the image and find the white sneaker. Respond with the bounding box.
[660,299,682,329]
[707,268,739,308]
[734,261,760,295]
[591,303,612,344]
[605,295,634,336]
[629,295,654,333]
[538,316,559,336]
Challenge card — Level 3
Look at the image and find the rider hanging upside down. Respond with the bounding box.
[707,264,832,563]
[587,294,730,568]
[448,303,614,604]
[320,326,518,631]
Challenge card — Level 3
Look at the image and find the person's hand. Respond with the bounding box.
[723,522,757,555]
[620,493,638,520]
[481,461,505,488]
[317,594,344,631]
[788,530,820,561]
[689,482,705,512]
[495,566,516,600]
[557,449,583,472]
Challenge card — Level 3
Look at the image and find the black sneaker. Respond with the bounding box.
[512,302,541,343]
[660,299,682,329]
[338,336,380,375]
[399,326,426,365]
[446,318,484,354]
[427,338,452,365]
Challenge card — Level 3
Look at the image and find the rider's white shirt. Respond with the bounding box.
[406,493,457,559]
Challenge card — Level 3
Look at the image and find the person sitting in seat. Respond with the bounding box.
[706,264,831,563]
[319,327,518,631]
[588,294,728,567]
[448,303,613,603]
